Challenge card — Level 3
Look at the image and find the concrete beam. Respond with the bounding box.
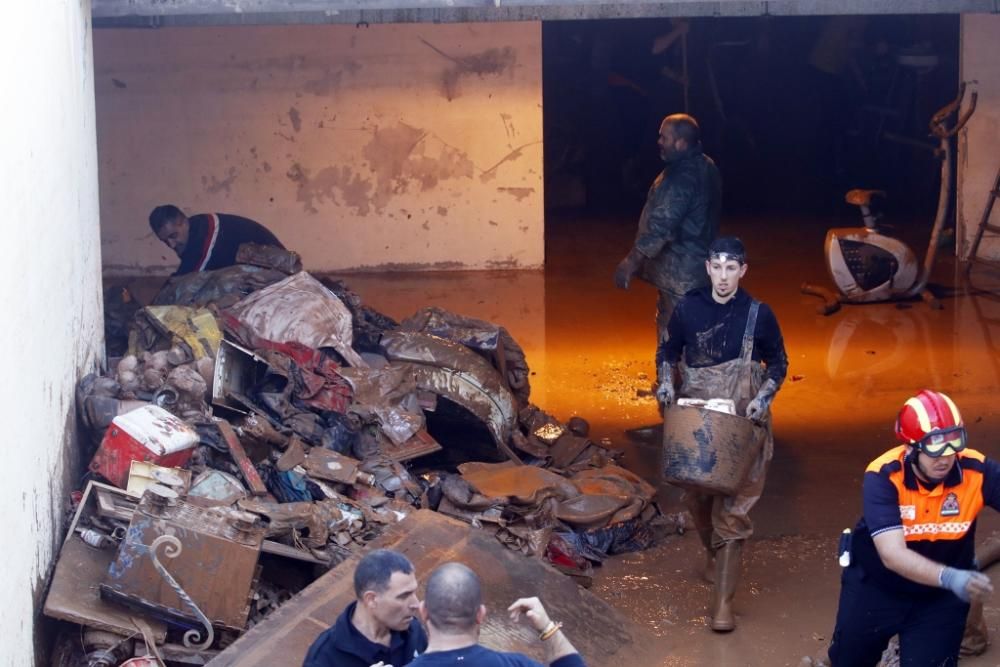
[92,0,1000,26]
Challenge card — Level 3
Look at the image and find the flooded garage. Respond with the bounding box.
[10,2,1000,667]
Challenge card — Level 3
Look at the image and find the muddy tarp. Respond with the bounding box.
[400,307,531,405]
[234,243,302,274]
[225,272,365,368]
[335,364,425,445]
[153,265,287,308]
[458,461,579,505]
[205,510,662,667]
[253,346,353,415]
[378,332,518,458]
[382,330,500,379]
[319,277,400,352]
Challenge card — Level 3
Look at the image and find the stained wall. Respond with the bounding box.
[94,22,543,275]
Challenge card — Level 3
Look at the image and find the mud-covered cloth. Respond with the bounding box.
[660,286,788,387]
[175,213,284,276]
[673,299,782,546]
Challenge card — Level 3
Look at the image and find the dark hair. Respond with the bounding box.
[708,236,747,264]
[423,562,482,634]
[353,549,415,598]
[662,113,700,146]
[148,204,185,234]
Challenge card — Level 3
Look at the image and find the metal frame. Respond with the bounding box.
[92,0,1000,27]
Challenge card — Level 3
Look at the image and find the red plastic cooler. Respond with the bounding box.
[89,405,199,489]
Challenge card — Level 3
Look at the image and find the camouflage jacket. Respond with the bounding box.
[633,146,722,294]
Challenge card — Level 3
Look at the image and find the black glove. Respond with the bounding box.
[614,249,644,290]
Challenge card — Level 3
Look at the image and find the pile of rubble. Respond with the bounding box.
[48,248,668,666]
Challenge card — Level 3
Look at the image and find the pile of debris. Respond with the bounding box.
[49,252,667,666]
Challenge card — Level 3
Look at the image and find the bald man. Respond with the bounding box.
[407,562,585,667]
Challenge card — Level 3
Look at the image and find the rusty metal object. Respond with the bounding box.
[218,420,268,496]
[150,534,215,650]
[212,340,269,416]
[206,510,661,666]
[302,448,364,485]
[101,486,265,633]
[382,427,443,462]
[43,482,168,643]
[275,437,307,472]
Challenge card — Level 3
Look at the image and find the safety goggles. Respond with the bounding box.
[916,425,967,458]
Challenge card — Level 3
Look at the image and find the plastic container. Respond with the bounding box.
[89,405,199,489]
[661,404,764,495]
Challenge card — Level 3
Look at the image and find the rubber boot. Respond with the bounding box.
[710,541,742,632]
[697,527,717,583]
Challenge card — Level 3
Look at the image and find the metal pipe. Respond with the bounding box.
[902,84,977,299]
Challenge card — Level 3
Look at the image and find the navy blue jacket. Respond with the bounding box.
[408,644,586,667]
[175,213,283,275]
[302,601,428,667]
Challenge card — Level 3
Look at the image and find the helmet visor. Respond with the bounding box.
[917,425,967,458]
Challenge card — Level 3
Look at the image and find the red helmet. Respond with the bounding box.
[895,390,966,457]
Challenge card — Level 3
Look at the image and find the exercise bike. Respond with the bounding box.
[802,82,977,315]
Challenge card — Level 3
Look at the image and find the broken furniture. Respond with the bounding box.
[205,510,663,667]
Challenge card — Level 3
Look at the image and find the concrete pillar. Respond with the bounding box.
[0,2,104,663]
[958,14,1000,261]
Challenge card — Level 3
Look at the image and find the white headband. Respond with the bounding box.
[710,252,744,264]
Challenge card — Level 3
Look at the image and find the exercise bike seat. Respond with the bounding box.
[845,189,886,207]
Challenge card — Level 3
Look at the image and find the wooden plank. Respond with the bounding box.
[218,420,269,496]
[207,510,662,666]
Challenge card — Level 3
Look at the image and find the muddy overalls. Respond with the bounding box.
[679,301,772,632]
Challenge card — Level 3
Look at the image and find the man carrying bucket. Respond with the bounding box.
[656,236,788,632]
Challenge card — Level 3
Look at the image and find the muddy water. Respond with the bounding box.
[111,213,1000,665]
[346,213,1000,666]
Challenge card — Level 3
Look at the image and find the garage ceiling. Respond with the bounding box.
[92,0,999,26]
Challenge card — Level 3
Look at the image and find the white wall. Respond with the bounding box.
[94,22,544,275]
[0,2,104,665]
[958,14,1000,261]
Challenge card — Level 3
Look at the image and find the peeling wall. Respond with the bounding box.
[0,2,104,665]
[94,22,543,275]
[957,15,1000,261]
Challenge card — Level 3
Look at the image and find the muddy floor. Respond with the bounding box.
[348,212,1000,666]
[115,211,1000,665]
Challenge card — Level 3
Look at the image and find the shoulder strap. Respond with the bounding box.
[740,301,760,363]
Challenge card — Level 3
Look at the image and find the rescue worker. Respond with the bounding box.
[149,204,285,276]
[827,390,999,666]
[303,549,427,667]
[656,236,788,632]
[614,113,721,370]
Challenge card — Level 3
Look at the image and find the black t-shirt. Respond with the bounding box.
[302,601,428,667]
[175,213,284,275]
[660,286,788,385]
